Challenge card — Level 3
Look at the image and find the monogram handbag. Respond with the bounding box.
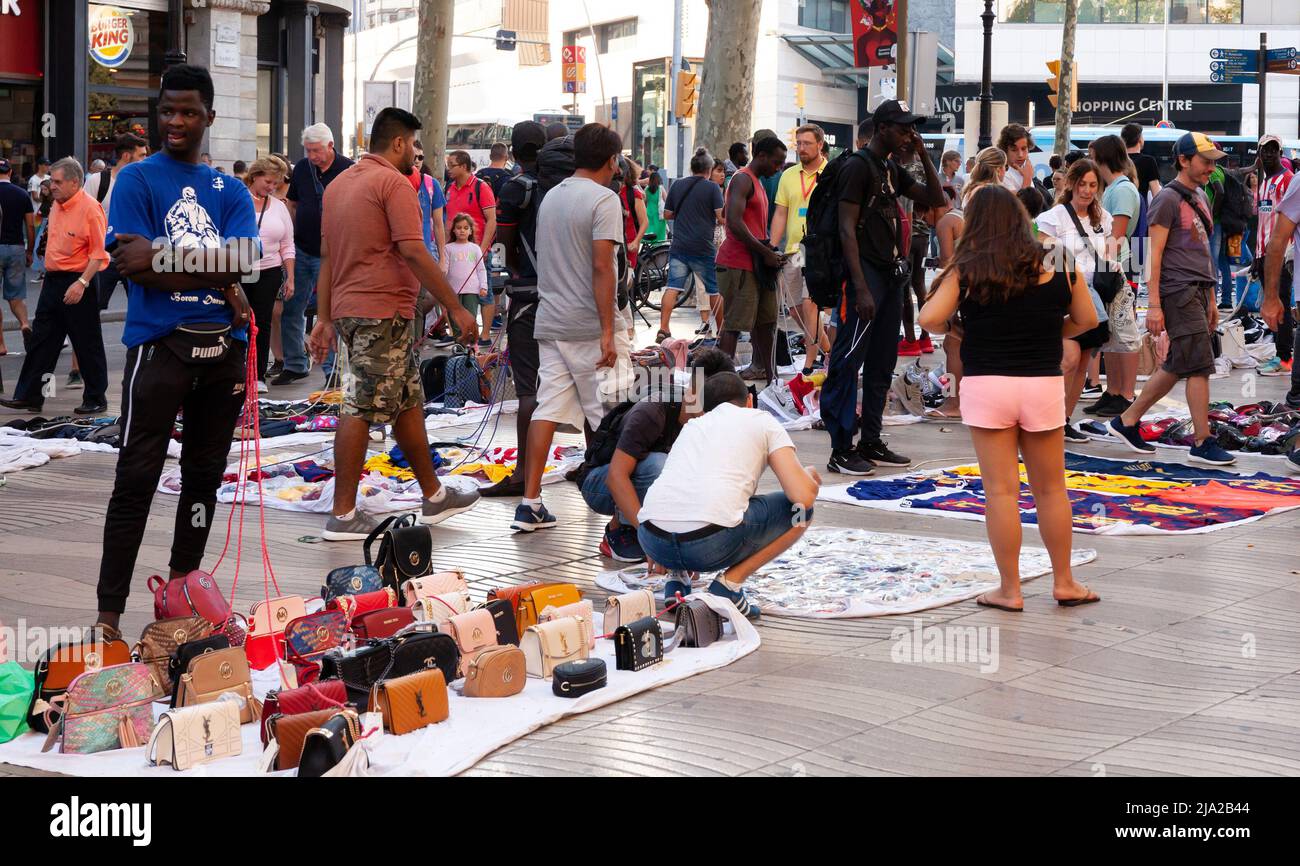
[175,646,261,724]
[364,514,433,595]
[260,679,348,746]
[245,595,307,670]
[462,646,526,698]
[351,607,415,641]
[521,616,591,679]
[168,634,231,707]
[298,709,363,777]
[283,610,349,683]
[266,708,339,770]
[602,589,656,633]
[480,599,520,646]
[370,667,449,734]
[321,564,383,604]
[133,616,214,695]
[444,609,500,678]
[41,663,161,755]
[28,636,133,733]
[148,697,243,771]
[148,570,233,628]
[327,587,398,621]
[516,583,582,634]
[551,659,606,698]
[401,570,468,606]
[615,616,664,672]
[539,600,595,650]
[412,591,471,627]
[667,598,725,650]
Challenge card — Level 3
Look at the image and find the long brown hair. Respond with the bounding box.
[933,184,1044,306]
[1055,157,1104,228]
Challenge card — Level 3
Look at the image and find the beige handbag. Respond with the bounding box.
[412,590,472,627]
[602,590,656,634]
[521,615,591,679]
[540,600,595,649]
[444,609,499,678]
[147,696,244,771]
[175,646,261,724]
[401,570,468,606]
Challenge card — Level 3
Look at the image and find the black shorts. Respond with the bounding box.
[506,296,539,398]
[1072,322,1110,352]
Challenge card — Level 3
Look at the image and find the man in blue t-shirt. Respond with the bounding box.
[91,64,259,637]
[655,147,724,340]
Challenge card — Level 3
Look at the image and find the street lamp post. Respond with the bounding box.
[978,0,994,149]
[165,0,186,67]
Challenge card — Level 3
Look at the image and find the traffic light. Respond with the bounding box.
[675,70,698,120]
[1046,59,1079,111]
[788,127,799,149]
[794,83,806,109]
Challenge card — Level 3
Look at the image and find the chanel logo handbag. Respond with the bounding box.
[444,609,500,678]
[521,615,591,679]
[148,696,243,771]
[40,662,161,755]
[412,590,471,627]
[369,666,449,734]
[539,599,595,649]
[132,616,213,696]
[615,616,664,672]
[260,679,348,746]
[388,630,461,686]
[264,707,339,770]
[175,646,261,724]
[297,709,363,778]
[516,583,582,635]
[167,633,231,707]
[462,645,526,698]
[602,589,656,633]
[351,607,415,641]
[364,514,433,596]
[321,564,383,605]
[401,570,468,606]
[551,659,606,699]
[28,635,133,733]
[667,598,725,650]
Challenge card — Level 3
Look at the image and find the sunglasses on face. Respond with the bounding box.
[415,155,425,162]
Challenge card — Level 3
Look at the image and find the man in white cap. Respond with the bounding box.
[1254,134,1294,377]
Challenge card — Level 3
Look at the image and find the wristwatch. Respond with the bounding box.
[75,276,89,288]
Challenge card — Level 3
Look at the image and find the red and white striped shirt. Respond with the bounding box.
[1257,168,1294,254]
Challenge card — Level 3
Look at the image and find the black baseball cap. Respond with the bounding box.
[510,121,547,154]
[873,99,924,127]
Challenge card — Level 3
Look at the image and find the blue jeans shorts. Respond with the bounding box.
[637,491,808,573]
[667,253,719,296]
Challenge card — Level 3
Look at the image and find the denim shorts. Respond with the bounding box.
[667,253,719,295]
[0,245,26,301]
[637,491,808,573]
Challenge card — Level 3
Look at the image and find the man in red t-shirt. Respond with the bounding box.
[446,150,497,341]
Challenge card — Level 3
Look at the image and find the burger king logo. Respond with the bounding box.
[89,5,135,69]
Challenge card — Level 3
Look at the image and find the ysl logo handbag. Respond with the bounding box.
[602,589,656,633]
[412,590,471,627]
[521,615,591,679]
[364,514,433,595]
[176,646,261,724]
[298,710,363,777]
[551,658,606,699]
[516,583,582,635]
[615,616,664,672]
[133,616,214,696]
[667,598,725,650]
[28,636,132,733]
[265,707,339,770]
[260,679,348,746]
[370,666,449,734]
[539,599,595,650]
[462,646,526,698]
[41,663,161,755]
[401,570,468,606]
[148,697,243,771]
[444,609,499,678]
[321,564,383,604]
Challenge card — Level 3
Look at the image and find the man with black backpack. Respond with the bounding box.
[817,102,945,476]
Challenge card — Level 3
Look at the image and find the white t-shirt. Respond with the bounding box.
[1002,167,1026,192]
[639,402,795,530]
[83,170,118,216]
[1036,202,1113,281]
[28,172,48,202]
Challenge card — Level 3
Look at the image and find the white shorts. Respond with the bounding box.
[779,257,809,308]
[534,338,613,430]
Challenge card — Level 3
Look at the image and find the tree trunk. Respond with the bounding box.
[695,0,763,161]
[1053,0,1077,157]
[414,0,454,177]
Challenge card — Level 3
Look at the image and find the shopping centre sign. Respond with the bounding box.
[89,5,135,69]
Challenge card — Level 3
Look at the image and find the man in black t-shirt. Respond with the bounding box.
[0,158,37,350]
[821,101,945,476]
[1122,123,1163,199]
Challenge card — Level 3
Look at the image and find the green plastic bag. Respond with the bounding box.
[0,661,35,744]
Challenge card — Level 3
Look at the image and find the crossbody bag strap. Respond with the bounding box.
[1063,206,1103,269]
[1169,182,1216,241]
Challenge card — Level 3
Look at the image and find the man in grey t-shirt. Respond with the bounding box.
[512,123,626,532]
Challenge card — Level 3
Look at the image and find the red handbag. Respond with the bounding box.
[259,679,348,746]
[326,588,397,621]
[148,571,233,627]
[351,607,415,641]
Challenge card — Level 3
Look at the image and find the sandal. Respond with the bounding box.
[1056,586,1101,607]
[976,593,1023,613]
[655,329,672,343]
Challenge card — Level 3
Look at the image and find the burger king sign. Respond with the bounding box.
[88,5,134,69]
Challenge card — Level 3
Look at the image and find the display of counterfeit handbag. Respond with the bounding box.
[327,587,397,621]
[412,591,471,627]
[539,600,595,650]
[167,634,231,706]
[133,616,214,695]
[297,709,364,777]
[515,583,582,634]
[245,595,306,670]
[485,581,550,626]
[666,598,725,650]
[615,616,664,672]
[283,609,349,683]
[265,707,339,771]
[552,659,606,698]
[147,695,243,770]
[364,514,433,595]
[401,570,468,606]
[480,599,520,646]
[520,615,591,679]
[318,641,396,709]
[28,635,133,733]
[369,666,449,734]
[41,662,160,755]
[443,609,500,678]
[388,629,461,686]
[351,607,415,641]
[147,571,235,631]
[462,646,526,698]
[260,679,348,746]
[602,589,656,633]
[321,564,383,605]
[175,646,261,724]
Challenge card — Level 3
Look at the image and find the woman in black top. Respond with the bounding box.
[919,185,1100,611]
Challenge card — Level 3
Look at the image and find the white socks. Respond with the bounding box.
[337,508,357,521]
[522,497,542,511]
[718,575,744,593]
[426,486,447,505]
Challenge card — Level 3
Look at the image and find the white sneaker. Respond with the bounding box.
[256,380,269,394]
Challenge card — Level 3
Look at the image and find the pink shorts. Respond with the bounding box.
[959,375,1065,432]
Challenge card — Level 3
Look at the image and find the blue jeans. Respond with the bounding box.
[637,492,808,573]
[281,249,335,376]
[0,244,26,301]
[580,451,668,524]
[1212,224,1238,306]
[667,253,719,295]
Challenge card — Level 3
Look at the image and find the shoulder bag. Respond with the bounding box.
[327,587,397,622]
[318,641,395,709]
[167,634,231,707]
[540,600,595,649]
[515,583,582,635]
[321,563,383,604]
[388,630,460,686]
[370,666,449,734]
[480,598,520,647]
[148,697,243,770]
[365,514,433,595]
[148,570,234,627]
[351,607,415,641]
[666,598,725,650]
[266,708,339,770]
[462,646,526,698]
[133,616,212,698]
[413,590,472,627]
[260,679,348,746]
[1064,206,1124,305]
[521,615,591,679]
[297,709,364,777]
[552,659,606,698]
[246,595,306,670]
[401,570,468,606]
[615,616,664,672]
[282,609,349,683]
[602,589,656,634]
[41,662,160,754]
[444,609,500,678]
[175,646,261,724]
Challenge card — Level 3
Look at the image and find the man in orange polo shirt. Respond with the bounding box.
[1,157,110,414]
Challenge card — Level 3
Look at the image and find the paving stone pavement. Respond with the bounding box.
[2,309,1299,777]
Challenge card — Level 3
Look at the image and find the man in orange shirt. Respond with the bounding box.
[1,157,110,414]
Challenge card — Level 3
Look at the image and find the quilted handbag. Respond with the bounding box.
[266,708,339,770]
[175,646,260,724]
[480,599,520,646]
[388,631,460,687]
[167,634,231,706]
[260,679,348,746]
[521,616,591,679]
[412,591,471,627]
[516,583,582,635]
[283,610,349,682]
[321,564,383,604]
[41,663,160,755]
[318,641,396,709]
[615,616,664,672]
[352,607,415,641]
[133,616,213,696]
[551,659,606,698]
[148,570,233,628]
[443,609,499,678]
[463,646,526,698]
[147,697,243,770]
[327,587,398,621]
[667,598,725,650]
[28,636,133,733]
[603,589,656,634]
[298,710,363,777]
[370,667,449,734]
[539,600,595,650]
[401,570,468,606]
[364,514,433,595]
[245,595,306,670]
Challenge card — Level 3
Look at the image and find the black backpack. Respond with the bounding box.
[801,148,879,309]
[420,355,451,402]
[575,396,678,486]
[1217,169,1252,237]
[510,135,576,274]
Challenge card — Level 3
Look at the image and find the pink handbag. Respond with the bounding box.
[443,609,499,678]
[401,570,468,606]
[149,571,233,628]
[540,600,595,649]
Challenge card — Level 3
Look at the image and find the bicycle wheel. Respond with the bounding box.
[637,245,681,311]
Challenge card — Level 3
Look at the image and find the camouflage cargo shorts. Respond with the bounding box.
[336,315,423,424]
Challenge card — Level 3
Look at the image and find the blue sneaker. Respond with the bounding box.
[662,573,692,604]
[707,578,760,620]
[1286,450,1300,475]
[1108,416,1155,454]
[1189,439,1237,466]
[599,524,645,562]
[511,502,557,532]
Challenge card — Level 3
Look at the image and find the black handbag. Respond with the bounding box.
[318,642,394,708]
[552,659,606,698]
[1064,206,1124,305]
[480,599,520,646]
[666,598,725,650]
[388,631,459,686]
[614,616,664,672]
[297,710,362,777]
[751,245,781,292]
[167,634,232,707]
[364,514,432,596]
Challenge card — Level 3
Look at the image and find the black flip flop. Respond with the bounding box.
[1057,587,1101,607]
[976,594,1023,613]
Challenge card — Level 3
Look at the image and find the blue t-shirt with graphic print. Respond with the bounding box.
[107,152,259,348]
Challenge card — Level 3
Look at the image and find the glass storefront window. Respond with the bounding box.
[88,6,167,160]
[1000,0,1240,22]
[632,57,702,170]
